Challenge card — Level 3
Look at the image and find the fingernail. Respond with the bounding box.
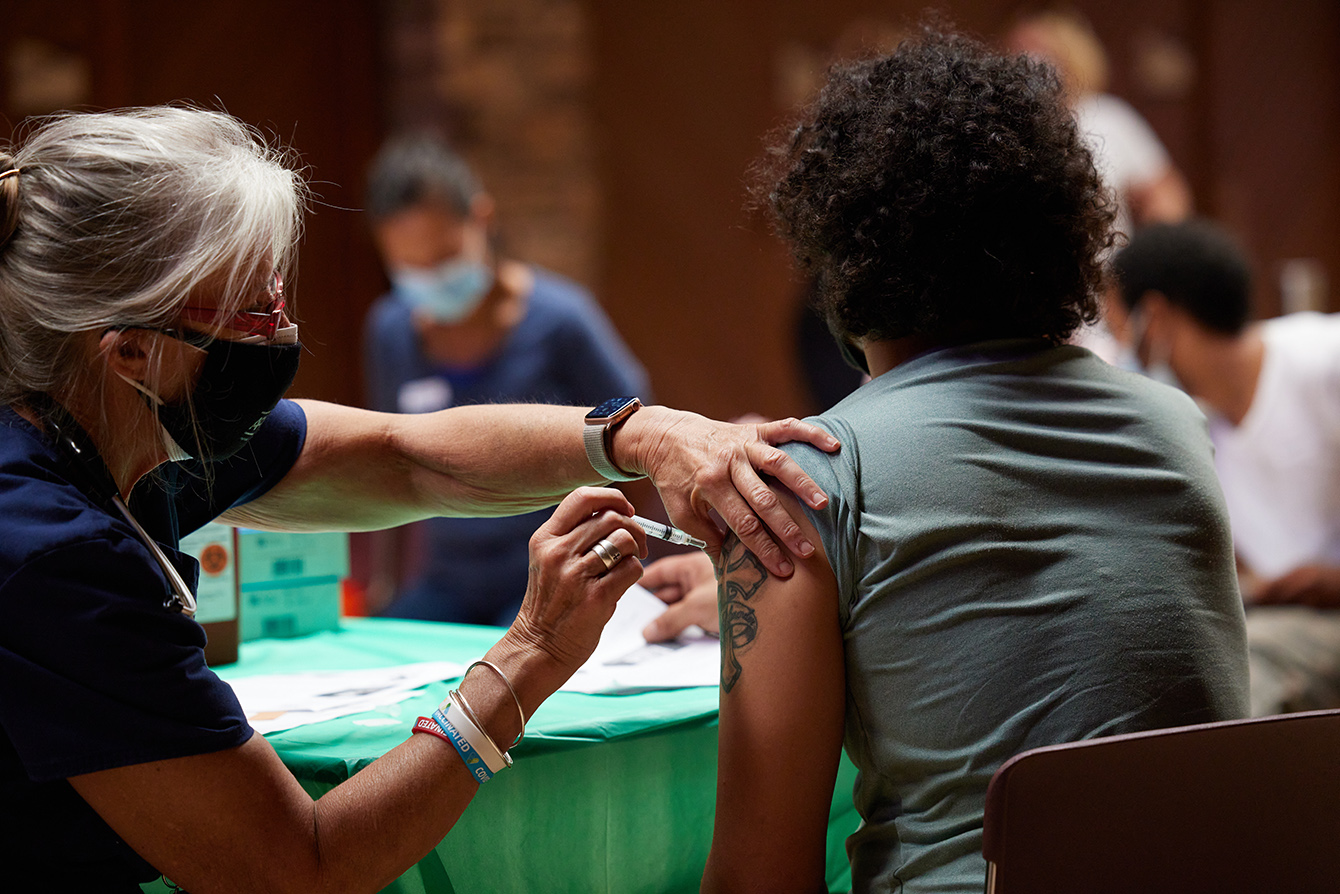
[796,540,815,558]
[810,491,829,508]
[778,559,794,575]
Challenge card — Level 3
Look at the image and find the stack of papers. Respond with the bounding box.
[228,585,720,733]
[559,584,720,694]
[229,661,463,734]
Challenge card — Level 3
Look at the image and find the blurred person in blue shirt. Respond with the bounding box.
[362,135,650,626]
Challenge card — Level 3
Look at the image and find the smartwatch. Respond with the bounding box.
[584,397,645,482]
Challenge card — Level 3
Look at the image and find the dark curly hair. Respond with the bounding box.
[758,28,1114,345]
[1112,219,1252,336]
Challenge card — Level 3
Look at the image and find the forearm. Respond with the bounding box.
[74,696,517,894]
[238,400,694,531]
[308,499,638,890]
[385,401,689,500]
[391,402,601,513]
[74,489,642,894]
[309,632,571,891]
[229,400,605,532]
[235,398,841,581]
[148,633,570,894]
[269,488,641,891]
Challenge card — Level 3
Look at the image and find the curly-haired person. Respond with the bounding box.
[696,31,1248,894]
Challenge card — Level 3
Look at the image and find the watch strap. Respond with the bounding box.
[583,416,644,482]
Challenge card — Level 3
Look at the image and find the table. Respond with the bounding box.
[145,618,861,894]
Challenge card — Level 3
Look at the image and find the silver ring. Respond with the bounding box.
[590,538,622,572]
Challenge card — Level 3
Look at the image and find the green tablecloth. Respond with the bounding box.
[144,618,860,893]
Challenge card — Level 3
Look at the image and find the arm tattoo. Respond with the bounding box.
[717,532,769,693]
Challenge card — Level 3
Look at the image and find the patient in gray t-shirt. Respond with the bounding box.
[660,28,1250,894]
[782,340,1247,891]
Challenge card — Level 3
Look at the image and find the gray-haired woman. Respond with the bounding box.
[0,106,838,892]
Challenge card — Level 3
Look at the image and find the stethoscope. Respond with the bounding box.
[31,392,198,617]
[110,495,198,618]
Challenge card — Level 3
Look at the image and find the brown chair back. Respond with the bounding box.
[982,709,1340,893]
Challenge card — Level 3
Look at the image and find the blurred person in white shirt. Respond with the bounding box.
[1006,9,1193,364]
[1109,218,1340,716]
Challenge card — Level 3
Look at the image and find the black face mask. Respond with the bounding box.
[155,337,301,462]
[837,337,870,375]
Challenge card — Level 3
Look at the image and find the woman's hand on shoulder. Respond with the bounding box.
[611,407,840,578]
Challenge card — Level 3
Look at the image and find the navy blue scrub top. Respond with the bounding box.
[0,399,306,890]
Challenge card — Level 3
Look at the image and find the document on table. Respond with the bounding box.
[559,584,720,694]
[229,661,464,734]
[229,586,717,733]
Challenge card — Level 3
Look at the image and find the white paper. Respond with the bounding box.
[228,660,464,734]
[560,584,720,694]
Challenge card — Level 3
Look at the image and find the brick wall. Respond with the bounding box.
[380,0,601,290]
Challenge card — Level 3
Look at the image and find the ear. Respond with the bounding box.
[99,329,152,381]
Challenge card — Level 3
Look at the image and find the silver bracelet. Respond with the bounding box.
[448,688,512,769]
[467,659,527,749]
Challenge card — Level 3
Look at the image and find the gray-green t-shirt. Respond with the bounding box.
[784,340,1248,894]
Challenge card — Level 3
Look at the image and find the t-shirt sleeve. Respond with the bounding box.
[1080,94,1171,190]
[0,535,251,782]
[779,416,860,626]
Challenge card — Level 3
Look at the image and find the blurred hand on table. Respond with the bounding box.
[1252,564,1340,610]
[641,551,719,643]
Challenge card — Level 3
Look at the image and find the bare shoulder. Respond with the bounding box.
[715,486,836,694]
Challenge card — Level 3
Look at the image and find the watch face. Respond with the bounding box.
[586,396,641,423]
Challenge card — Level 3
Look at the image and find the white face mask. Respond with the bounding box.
[235,322,299,346]
[1116,308,1184,392]
[392,257,494,323]
[112,369,193,461]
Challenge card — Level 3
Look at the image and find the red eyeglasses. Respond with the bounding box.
[177,270,287,340]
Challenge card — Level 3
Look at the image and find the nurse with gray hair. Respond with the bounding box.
[0,106,837,891]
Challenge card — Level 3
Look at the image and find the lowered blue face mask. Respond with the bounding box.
[1116,309,1184,392]
[392,257,494,322]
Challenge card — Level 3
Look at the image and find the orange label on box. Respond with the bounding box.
[200,543,230,576]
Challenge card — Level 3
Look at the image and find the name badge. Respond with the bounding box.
[398,377,453,414]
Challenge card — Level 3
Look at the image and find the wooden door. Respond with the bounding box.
[1,0,387,406]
